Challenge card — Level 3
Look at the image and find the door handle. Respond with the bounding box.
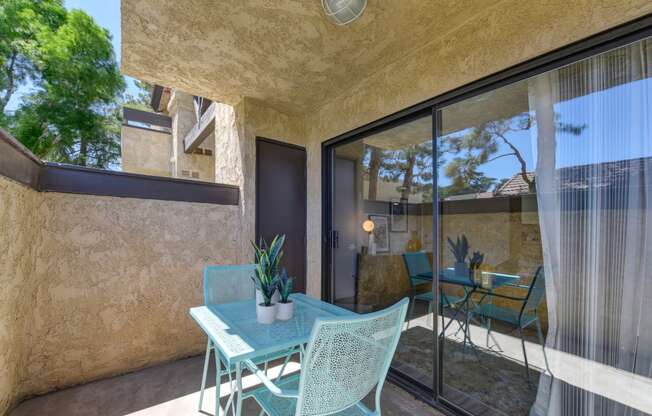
[332,230,339,249]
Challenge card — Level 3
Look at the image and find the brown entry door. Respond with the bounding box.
[256,138,307,293]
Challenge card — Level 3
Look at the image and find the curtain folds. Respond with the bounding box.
[530,39,652,416]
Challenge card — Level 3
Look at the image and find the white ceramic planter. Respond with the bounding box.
[276,301,294,320]
[256,289,280,305]
[256,303,277,324]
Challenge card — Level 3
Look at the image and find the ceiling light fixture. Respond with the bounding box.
[322,0,367,26]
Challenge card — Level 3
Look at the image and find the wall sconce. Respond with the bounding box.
[362,219,376,255]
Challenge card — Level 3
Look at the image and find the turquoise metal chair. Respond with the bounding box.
[470,266,549,381]
[402,252,463,330]
[246,298,409,416]
[198,264,297,413]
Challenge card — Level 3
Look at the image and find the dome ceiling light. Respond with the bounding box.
[322,0,367,26]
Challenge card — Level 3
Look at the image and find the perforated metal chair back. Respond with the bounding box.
[523,266,546,312]
[402,252,431,280]
[295,298,409,416]
[203,264,256,305]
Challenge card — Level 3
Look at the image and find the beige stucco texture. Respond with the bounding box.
[0,175,243,414]
[120,125,172,177]
[121,0,652,301]
[4,2,651,413]
[0,177,40,415]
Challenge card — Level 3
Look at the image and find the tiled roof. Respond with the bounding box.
[495,172,535,195]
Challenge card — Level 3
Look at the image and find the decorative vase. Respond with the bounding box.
[256,303,277,324]
[256,289,280,305]
[472,268,482,285]
[481,273,492,289]
[406,231,422,252]
[454,262,468,277]
[276,301,294,320]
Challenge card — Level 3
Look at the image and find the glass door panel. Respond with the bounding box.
[331,114,435,388]
[436,37,652,416]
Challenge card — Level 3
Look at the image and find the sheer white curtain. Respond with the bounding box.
[530,39,652,415]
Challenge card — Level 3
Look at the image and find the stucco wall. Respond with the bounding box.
[301,0,652,298]
[20,192,242,397]
[212,98,312,292]
[120,125,173,177]
[169,91,216,182]
[0,173,245,411]
[0,177,40,415]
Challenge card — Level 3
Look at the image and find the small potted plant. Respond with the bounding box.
[251,260,279,324]
[469,251,485,284]
[447,235,469,276]
[252,235,284,305]
[276,269,294,320]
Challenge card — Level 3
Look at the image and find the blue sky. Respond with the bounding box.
[6,0,140,111]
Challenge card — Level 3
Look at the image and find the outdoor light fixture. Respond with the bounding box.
[362,219,376,255]
[322,0,367,26]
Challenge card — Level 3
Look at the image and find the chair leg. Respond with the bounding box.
[486,318,492,348]
[406,298,415,330]
[440,305,446,337]
[518,326,530,382]
[198,338,211,411]
[535,319,551,375]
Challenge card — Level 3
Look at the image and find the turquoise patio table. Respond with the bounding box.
[436,268,520,345]
[189,293,356,416]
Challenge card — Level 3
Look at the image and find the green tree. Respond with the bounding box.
[6,6,125,168]
[122,79,152,111]
[439,113,585,198]
[0,0,66,111]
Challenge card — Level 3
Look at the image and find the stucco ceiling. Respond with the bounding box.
[121,0,490,114]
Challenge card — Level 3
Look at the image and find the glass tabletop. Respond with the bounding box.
[189,293,355,363]
[438,268,520,288]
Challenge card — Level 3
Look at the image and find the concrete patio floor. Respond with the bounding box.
[10,354,444,416]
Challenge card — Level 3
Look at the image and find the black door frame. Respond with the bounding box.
[256,136,308,292]
[321,14,652,416]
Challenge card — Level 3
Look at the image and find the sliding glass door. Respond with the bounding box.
[326,33,652,416]
[436,37,652,415]
[329,113,435,388]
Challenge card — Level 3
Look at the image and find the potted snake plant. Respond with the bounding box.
[447,235,469,276]
[251,235,285,323]
[276,269,294,320]
[252,235,284,306]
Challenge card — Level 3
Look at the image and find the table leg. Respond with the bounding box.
[235,362,243,416]
[441,287,474,336]
[214,347,222,416]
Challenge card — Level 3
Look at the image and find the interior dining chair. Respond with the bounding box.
[198,264,298,414]
[246,297,409,416]
[402,252,463,330]
[470,266,550,381]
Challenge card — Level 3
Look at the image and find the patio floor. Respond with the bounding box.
[394,308,547,416]
[10,354,444,416]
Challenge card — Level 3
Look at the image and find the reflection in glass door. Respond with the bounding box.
[330,114,435,388]
[436,37,652,416]
[326,34,652,416]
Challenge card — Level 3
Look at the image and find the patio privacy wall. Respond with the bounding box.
[0,177,39,414]
[0,172,245,414]
[0,98,305,414]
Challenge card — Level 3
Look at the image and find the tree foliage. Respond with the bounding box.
[364,141,434,203]
[439,113,585,198]
[0,0,66,110]
[122,79,152,111]
[1,1,125,168]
